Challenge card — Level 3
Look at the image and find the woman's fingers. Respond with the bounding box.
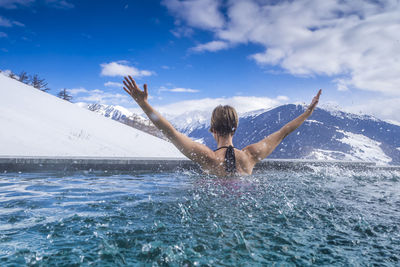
[128,75,139,89]
[123,78,135,91]
[123,76,148,103]
[123,80,130,90]
[309,89,322,110]
[123,87,131,96]
[316,89,322,98]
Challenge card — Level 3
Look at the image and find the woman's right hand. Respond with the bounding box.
[307,89,322,114]
[123,75,148,105]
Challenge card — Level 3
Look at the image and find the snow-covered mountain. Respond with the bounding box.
[181,104,400,165]
[83,103,147,124]
[80,100,400,165]
[81,103,167,140]
[0,74,183,158]
[168,110,211,135]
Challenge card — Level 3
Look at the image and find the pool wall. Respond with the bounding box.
[1,156,395,172]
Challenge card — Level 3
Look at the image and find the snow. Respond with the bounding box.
[169,110,211,134]
[306,131,392,165]
[240,108,274,118]
[320,103,380,122]
[305,119,323,125]
[83,103,151,125]
[0,74,183,158]
[385,119,400,127]
[337,130,391,164]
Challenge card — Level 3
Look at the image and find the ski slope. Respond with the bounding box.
[0,74,183,158]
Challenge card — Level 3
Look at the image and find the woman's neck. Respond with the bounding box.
[215,134,233,148]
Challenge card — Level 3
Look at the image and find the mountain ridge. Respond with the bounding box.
[81,102,400,165]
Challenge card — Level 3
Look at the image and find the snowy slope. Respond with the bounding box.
[0,74,183,158]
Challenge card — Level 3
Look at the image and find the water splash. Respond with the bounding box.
[0,167,399,265]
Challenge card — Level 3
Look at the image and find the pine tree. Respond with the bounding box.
[8,72,17,80]
[18,71,29,84]
[30,74,50,92]
[57,88,73,102]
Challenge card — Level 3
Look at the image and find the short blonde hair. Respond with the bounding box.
[210,105,238,136]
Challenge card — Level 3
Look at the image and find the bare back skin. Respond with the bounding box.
[210,148,254,176]
[123,76,321,177]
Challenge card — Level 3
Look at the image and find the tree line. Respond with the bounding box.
[1,70,73,102]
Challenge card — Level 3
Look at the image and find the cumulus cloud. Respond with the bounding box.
[0,16,25,27]
[0,0,72,9]
[159,86,199,93]
[67,87,90,95]
[154,95,289,116]
[100,61,154,78]
[0,16,12,27]
[191,40,230,52]
[67,87,131,105]
[104,81,124,88]
[12,20,24,27]
[45,0,73,9]
[164,0,400,95]
[0,0,34,9]
[162,0,224,30]
[344,97,400,122]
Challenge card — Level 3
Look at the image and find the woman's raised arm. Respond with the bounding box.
[122,76,215,166]
[243,90,322,164]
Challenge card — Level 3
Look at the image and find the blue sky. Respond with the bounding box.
[1,0,400,120]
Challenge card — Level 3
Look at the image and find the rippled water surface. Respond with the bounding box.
[0,167,399,266]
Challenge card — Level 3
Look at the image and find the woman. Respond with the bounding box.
[123,76,321,176]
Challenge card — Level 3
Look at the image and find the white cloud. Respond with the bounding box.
[154,95,289,116]
[159,86,199,93]
[0,0,72,9]
[0,0,34,9]
[45,0,74,9]
[67,87,131,105]
[104,81,124,88]
[0,16,12,27]
[100,61,154,78]
[277,95,289,101]
[344,97,400,122]
[170,26,194,38]
[191,40,230,52]
[12,20,24,27]
[166,0,400,96]
[0,16,25,27]
[67,87,89,95]
[170,88,199,93]
[163,0,224,30]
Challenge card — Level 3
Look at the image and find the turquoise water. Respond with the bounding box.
[0,167,399,266]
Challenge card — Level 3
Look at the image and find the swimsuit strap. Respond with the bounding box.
[214,145,235,152]
[214,145,236,173]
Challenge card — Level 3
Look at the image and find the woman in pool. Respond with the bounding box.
[123,76,321,176]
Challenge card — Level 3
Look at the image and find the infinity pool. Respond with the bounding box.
[0,167,399,266]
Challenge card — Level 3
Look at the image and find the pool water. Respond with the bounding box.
[0,167,399,266]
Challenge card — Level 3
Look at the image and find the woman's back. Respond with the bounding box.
[207,147,255,176]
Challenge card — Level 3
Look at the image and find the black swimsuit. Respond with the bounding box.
[214,145,236,173]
